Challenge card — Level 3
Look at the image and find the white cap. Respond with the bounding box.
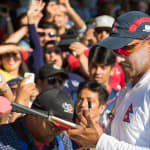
[94,15,115,28]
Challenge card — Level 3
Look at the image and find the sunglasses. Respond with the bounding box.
[3,53,18,58]
[113,43,139,56]
[38,32,57,37]
[48,76,64,85]
[95,28,111,34]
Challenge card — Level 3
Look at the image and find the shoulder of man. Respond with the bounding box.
[0,123,22,150]
[59,132,73,150]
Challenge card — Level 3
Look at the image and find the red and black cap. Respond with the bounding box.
[98,11,150,49]
[31,88,74,129]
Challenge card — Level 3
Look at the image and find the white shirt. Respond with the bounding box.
[96,70,150,150]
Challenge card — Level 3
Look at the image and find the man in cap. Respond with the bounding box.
[0,88,74,150]
[37,63,69,91]
[94,15,115,43]
[68,11,150,149]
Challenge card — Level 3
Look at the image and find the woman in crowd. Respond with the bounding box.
[0,43,31,81]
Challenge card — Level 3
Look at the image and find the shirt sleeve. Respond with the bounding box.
[96,133,150,150]
[28,24,44,76]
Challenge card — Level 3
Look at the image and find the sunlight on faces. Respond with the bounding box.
[37,28,58,47]
[114,39,150,78]
[76,88,106,124]
[126,41,149,77]
[94,28,110,43]
[1,52,22,72]
[53,6,68,28]
[44,51,63,67]
[89,64,113,86]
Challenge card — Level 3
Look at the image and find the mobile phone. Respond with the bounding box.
[48,115,83,130]
[24,72,35,84]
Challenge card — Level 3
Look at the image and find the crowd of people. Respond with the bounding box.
[0,0,150,149]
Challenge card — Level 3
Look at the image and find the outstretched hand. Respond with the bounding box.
[69,42,86,56]
[58,0,71,9]
[27,0,45,26]
[0,44,32,55]
[68,109,103,148]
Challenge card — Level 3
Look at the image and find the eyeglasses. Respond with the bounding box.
[38,32,57,37]
[48,76,64,85]
[113,43,138,56]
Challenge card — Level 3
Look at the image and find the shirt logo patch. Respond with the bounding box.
[123,104,133,123]
[143,25,150,32]
[111,22,119,33]
[62,102,73,113]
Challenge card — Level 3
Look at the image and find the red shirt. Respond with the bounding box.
[68,49,126,91]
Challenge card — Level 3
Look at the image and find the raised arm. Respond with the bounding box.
[59,0,86,30]
[5,26,28,43]
[27,0,45,75]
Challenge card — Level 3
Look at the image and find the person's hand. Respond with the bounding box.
[69,42,87,56]
[0,44,32,55]
[76,111,88,128]
[68,109,103,148]
[82,28,97,46]
[58,0,71,10]
[27,0,45,27]
[15,76,37,107]
[46,1,58,20]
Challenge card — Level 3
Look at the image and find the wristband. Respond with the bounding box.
[0,84,9,95]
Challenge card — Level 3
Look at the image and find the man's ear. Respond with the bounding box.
[99,104,106,115]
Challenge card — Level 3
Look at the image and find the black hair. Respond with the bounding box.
[38,22,59,36]
[88,45,116,68]
[77,80,109,105]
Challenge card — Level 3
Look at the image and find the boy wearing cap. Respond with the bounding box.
[0,88,74,150]
[68,11,150,150]
[37,63,69,91]
[94,15,115,43]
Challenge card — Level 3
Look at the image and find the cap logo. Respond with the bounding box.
[62,102,73,113]
[128,17,150,32]
[143,25,150,32]
[111,22,119,33]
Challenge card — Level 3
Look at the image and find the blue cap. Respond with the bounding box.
[98,11,150,49]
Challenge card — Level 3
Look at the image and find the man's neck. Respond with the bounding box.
[132,69,150,87]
